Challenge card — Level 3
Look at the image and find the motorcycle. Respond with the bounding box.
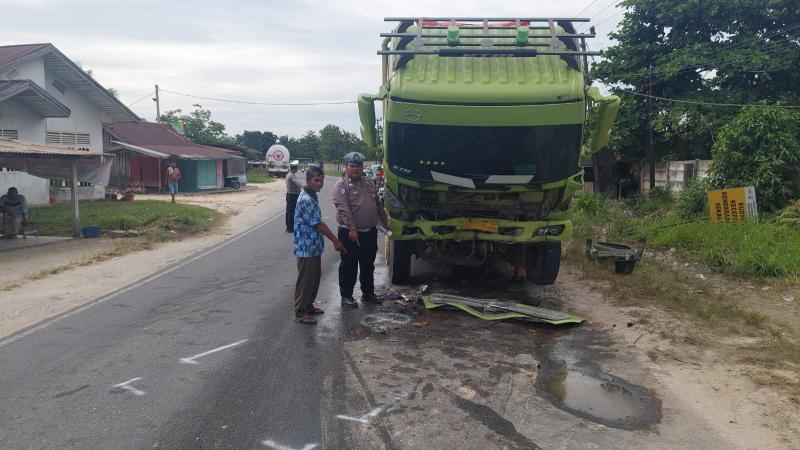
[224,176,242,189]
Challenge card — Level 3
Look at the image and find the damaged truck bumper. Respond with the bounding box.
[388,217,573,243]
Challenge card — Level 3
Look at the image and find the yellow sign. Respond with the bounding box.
[460,219,499,233]
[707,187,758,223]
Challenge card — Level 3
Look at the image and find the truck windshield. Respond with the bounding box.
[387,123,582,184]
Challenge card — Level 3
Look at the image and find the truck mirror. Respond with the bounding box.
[584,86,621,159]
[358,93,378,147]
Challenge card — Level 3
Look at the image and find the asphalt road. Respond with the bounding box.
[0,185,360,449]
[0,179,722,449]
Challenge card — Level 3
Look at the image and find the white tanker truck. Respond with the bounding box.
[265,143,291,178]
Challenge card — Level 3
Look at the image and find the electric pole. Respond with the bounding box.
[153,84,160,121]
[645,65,655,192]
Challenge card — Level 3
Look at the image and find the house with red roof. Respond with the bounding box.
[104,121,245,192]
[0,43,139,204]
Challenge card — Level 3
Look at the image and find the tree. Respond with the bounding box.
[235,130,276,159]
[591,0,800,163]
[159,104,233,145]
[707,107,800,210]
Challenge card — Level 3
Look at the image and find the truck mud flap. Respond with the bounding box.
[423,293,583,325]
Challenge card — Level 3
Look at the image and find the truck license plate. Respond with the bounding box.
[460,219,499,233]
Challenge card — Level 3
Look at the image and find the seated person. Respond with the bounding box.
[0,187,28,238]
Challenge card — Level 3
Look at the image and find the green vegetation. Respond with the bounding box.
[571,192,800,278]
[708,107,800,211]
[29,200,223,240]
[246,167,276,184]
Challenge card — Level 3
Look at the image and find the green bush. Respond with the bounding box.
[572,192,608,216]
[708,107,800,211]
[636,186,673,215]
[675,178,710,218]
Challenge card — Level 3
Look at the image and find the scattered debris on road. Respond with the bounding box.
[585,238,646,274]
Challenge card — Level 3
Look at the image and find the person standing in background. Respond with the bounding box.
[285,160,303,233]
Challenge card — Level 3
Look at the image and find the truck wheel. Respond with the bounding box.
[390,240,412,285]
[526,242,561,285]
[232,179,241,189]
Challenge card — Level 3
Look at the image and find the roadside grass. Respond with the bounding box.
[29,200,223,238]
[568,191,800,391]
[246,167,276,183]
[572,192,800,279]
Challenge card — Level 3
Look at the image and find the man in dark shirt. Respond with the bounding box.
[331,152,388,307]
[0,187,27,238]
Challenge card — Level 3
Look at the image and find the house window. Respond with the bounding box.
[46,131,91,147]
[52,78,67,94]
[0,129,19,140]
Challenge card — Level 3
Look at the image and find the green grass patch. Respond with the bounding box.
[246,167,276,183]
[29,200,223,238]
[572,192,800,278]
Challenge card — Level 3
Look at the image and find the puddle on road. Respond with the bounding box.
[540,368,661,430]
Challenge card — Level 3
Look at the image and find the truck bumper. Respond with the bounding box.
[388,217,573,243]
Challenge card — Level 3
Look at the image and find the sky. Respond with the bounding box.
[2,0,624,138]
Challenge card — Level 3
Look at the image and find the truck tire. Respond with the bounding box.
[526,242,561,285]
[390,240,412,285]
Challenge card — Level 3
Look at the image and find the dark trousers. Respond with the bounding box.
[338,227,378,297]
[286,193,299,231]
[294,256,321,316]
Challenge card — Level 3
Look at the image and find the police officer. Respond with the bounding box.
[285,160,303,233]
[332,152,388,307]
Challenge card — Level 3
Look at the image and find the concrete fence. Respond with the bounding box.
[639,159,711,196]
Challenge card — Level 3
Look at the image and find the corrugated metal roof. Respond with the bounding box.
[0,137,105,158]
[105,122,243,160]
[0,43,140,122]
[0,79,71,117]
[0,43,49,67]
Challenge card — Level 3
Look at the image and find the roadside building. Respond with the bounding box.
[104,121,244,192]
[0,43,139,204]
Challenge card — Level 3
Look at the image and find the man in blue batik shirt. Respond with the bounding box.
[293,166,343,324]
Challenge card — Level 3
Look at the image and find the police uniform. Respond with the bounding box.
[285,163,303,232]
[332,154,387,304]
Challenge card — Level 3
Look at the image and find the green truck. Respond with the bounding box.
[358,17,620,285]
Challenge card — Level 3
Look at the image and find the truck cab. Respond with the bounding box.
[359,18,620,285]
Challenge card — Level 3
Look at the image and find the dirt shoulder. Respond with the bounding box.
[0,182,285,340]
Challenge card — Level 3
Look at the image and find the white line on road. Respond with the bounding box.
[179,339,248,364]
[262,439,318,450]
[336,392,409,423]
[112,377,145,396]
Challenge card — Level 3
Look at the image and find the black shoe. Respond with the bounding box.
[362,293,381,304]
[341,296,358,308]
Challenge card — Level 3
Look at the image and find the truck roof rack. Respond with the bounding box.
[379,18,602,72]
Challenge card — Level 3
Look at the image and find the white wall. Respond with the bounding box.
[44,67,103,154]
[3,58,45,85]
[0,98,51,205]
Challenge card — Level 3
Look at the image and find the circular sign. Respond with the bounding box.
[273,150,285,161]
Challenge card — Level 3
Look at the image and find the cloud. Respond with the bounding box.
[2,0,624,136]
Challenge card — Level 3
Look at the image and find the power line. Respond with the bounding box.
[615,88,800,108]
[575,0,602,17]
[127,91,154,107]
[159,88,357,106]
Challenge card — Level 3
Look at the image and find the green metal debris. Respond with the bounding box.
[423,293,583,325]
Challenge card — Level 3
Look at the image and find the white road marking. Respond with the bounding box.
[336,392,409,423]
[262,439,318,450]
[112,377,145,396]
[179,339,248,364]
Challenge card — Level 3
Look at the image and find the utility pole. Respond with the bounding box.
[153,84,160,121]
[645,65,655,192]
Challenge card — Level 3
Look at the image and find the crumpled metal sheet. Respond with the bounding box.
[423,293,583,325]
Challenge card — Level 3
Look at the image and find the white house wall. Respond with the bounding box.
[3,58,45,85]
[0,98,50,205]
[44,66,103,154]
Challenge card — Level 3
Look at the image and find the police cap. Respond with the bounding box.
[343,152,366,166]
[289,160,300,167]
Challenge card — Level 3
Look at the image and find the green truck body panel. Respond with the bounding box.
[360,19,619,270]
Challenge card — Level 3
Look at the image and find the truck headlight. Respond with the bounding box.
[534,225,565,236]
